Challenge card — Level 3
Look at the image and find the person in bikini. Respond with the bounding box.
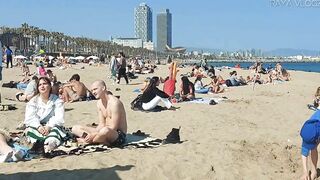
[62,74,87,102]
[72,80,127,146]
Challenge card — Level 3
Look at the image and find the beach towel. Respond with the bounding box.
[44,133,165,158]
[182,97,227,105]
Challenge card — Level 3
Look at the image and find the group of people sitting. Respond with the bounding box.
[0,78,128,162]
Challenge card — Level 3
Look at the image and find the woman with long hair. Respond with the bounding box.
[24,77,66,153]
[180,76,195,101]
[140,76,173,111]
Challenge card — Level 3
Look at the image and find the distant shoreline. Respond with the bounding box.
[180,59,320,64]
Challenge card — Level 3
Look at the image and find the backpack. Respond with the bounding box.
[131,94,143,111]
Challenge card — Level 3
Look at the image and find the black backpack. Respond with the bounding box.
[131,94,143,111]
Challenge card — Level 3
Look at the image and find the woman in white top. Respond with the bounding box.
[24,77,66,152]
[194,76,210,94]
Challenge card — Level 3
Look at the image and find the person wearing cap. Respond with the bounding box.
[300,110,320,180]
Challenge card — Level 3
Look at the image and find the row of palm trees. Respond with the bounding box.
[0,23,165,59]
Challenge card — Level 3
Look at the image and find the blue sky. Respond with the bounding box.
[1,0,319,51]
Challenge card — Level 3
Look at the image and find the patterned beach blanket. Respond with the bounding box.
[5,128,181,159]
[45,134,164,158]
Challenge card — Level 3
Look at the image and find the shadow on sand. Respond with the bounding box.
[0,165,134,180]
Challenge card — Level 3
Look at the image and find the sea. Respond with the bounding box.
[204,62,320,73]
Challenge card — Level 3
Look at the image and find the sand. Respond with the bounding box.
[0,62,319,180]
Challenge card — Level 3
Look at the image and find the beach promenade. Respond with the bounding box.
[0,63,319,179]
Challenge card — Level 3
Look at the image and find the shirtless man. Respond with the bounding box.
[63,74,87,102]
[72,80,127,146]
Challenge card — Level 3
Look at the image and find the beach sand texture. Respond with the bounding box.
[0,63,319,180]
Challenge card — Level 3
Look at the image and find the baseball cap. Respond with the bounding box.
[300,110,320,156]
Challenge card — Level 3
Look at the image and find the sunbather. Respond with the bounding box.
[24,77,66,153]
[72,80,127,146]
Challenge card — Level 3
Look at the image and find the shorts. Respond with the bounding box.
[111,130,126,147]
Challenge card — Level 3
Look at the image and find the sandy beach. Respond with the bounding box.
[0,63,319,180]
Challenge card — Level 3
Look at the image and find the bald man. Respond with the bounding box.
[72,80,127,146]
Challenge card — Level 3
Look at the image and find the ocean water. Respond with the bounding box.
[205,62,320,73]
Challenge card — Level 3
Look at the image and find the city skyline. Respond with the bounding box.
[0,0,320,51]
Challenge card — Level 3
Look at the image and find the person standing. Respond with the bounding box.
[109,54,117,83]
[116,52,129,84]
[0,41,3,82]
[5,46,13,68]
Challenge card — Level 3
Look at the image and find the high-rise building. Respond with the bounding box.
[134,3,152,42]
[157,9,172,52]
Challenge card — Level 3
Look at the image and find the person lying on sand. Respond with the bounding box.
[0,132,25,162]
[72,80,127,146]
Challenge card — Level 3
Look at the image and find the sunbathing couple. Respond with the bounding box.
[0,78,127,162]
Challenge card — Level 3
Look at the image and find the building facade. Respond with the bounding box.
[111,37,143,49]
[134,3,152,42]
[157,9,172,52]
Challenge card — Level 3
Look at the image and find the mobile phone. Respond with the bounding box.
[82,132,88,138]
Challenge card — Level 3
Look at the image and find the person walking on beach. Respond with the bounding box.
[300,110,320,180]
[5,46,13,68]
[109,54,117,83]
[72,80,127,146]
[116,52,129,84]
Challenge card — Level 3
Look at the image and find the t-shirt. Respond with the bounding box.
[229,75,239,86]
[5,49,12,56]
[163,79,175,96]
[194,81,203,91]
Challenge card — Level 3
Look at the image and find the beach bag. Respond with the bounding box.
[131,94,143,111]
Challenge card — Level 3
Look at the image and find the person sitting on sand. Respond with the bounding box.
[46,69,57,84]
[228,71,247,86]
[37,62,47,77]
[194,76,210,94]
[280,69,291,81]
[139,76,176,111]
[179,76,195,101]
[24,77,66,153]
[62,74,88,102]
[208,75,224,93]
[16,75,38,102]
[309,87,320,110]
[0,131,25,162]
[300,110,320,180]
[21,63,31,77]
[140,77,151,93]
[72,80,127,146]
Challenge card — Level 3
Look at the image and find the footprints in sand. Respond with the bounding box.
[230,140,299,175]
